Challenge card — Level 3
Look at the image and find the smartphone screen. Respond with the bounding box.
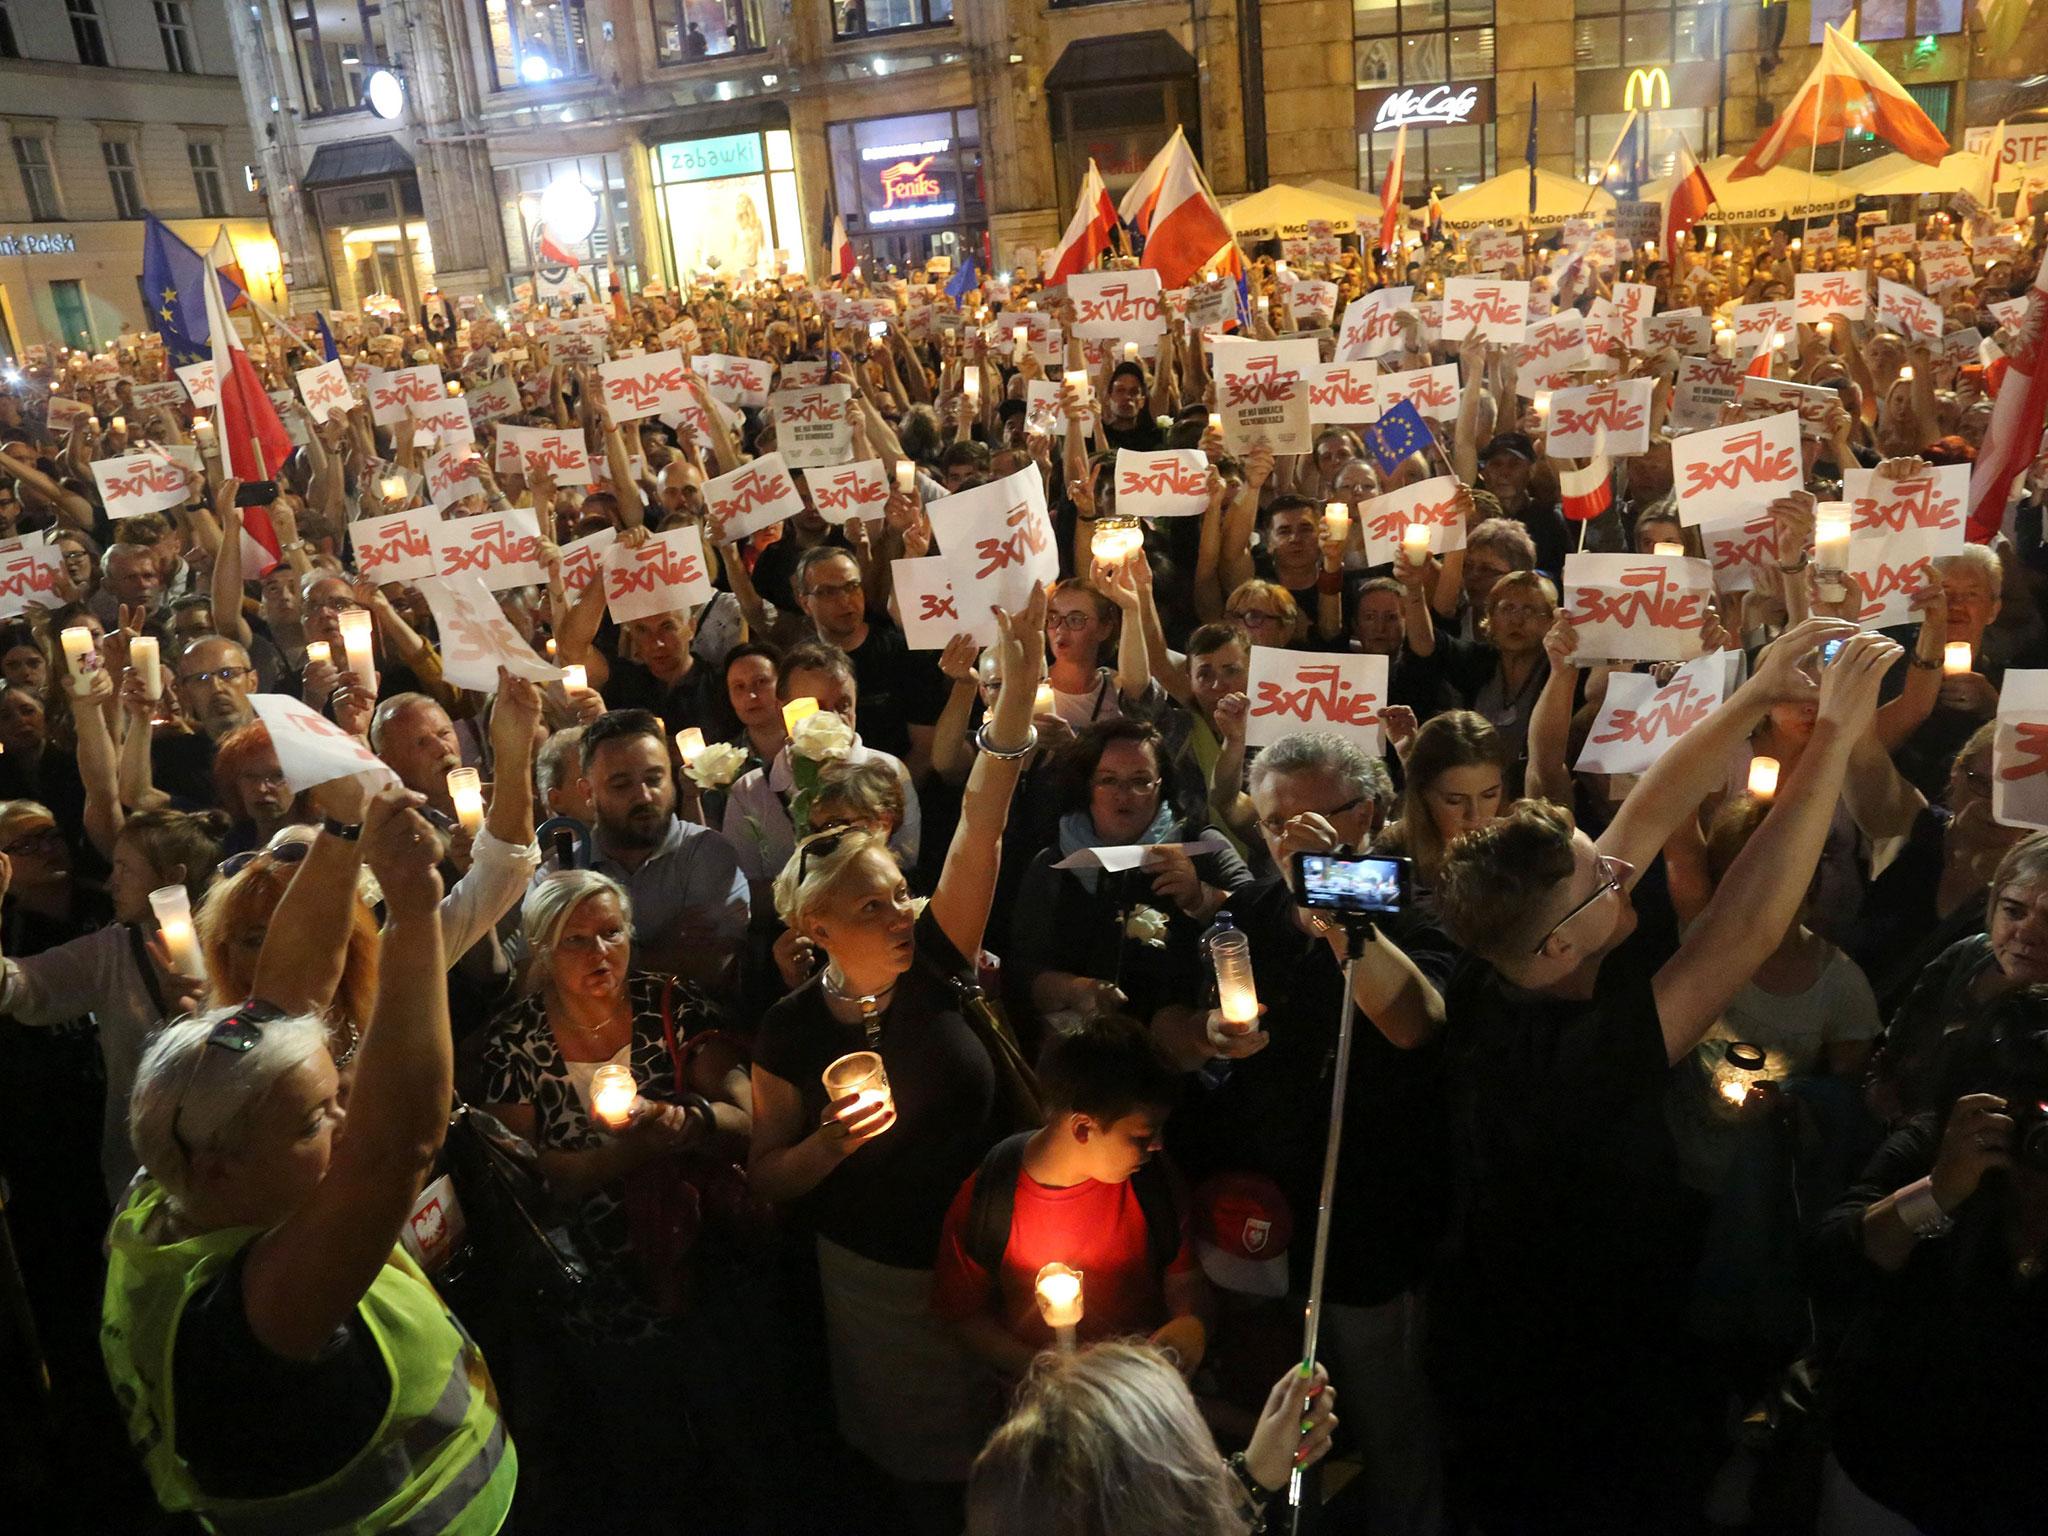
[1293,853,1409,914]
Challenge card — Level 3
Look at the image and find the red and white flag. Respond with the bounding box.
[1559,458,1613,522]
[1133,135,1235,290]
[1378,124,1409,256]
[1662,140,1714,256]
[1046,159,1120,283]
[1117,127,1186,239]
[829,215,855,279]
[200,241,290,576]
[1968,253,2048,543]
[1730,23,1948,180]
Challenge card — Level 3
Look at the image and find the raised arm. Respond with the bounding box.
[1524,615,1580,811]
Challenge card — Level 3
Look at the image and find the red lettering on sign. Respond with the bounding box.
[1846,558,1936,622]
[812,471,886,515]
[1249,664,1382,727]
[1309,371,1377,411]
[1366,486,1462,544]
[1571,564,1708,634]
[2001,721,2048,781]
[1849,478,1962,535]
[521,437,586,477]
[1681,429,1798,496]
[1589,675,1714,748]
[105,458,186,502]
[1222,355,1304,408]
[1385,373,1457,411]
[916,592,958,622]
[972,500,1051,577]
[439,520,539,576]
[1118,459,1208,499]
[1551,389,1646,442]
[0,555,56,601]
[604,365,687,415]
[878,156,943,209]
[358,521,432,573]
[1075,282,1162,329]
[777,392,840,425]
[1447,286,1517,329]
[605,541,704,599]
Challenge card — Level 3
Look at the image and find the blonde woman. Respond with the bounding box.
[747,585,1046,1524]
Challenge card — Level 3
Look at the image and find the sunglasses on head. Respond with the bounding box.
[795,826,854,884]
[169,1001,287,1163]
[217,839,312,880]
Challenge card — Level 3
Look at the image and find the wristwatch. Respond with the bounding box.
[1907,652,1944,671]
[321,815,363,841]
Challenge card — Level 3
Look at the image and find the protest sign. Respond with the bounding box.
[933,465,1059,616]
[805,461,891,525]
[1245,648,1388,752]
[1068,270,1166,340]
[172,363,217,408]
[353,510,440,584]
[1877,278,1942,341]
[466,376,521,423]
[1842,463,1968,548]
[1841,525,1946,628]
[557,527,617,599]
[249,694,398,794]
[779,360,828,388]
[770,385,853,469]
[1644,309,1713,355]
[369,365,443,426]
[1114,450,1211,519]
[1544,378,1654,457]
[1307,362,1382,424]
[89,451,190,518]
[431,508,545,591]
[408,397,473,449]
[1672,412,1802,525]
[1739,376,1841,438]
[1336,287,1412,361]
[894,555,996,648]
[703,453,804,542]
[1360,475,1467,565]
[1918,241,1973,292]
[1560,552,1714,662]
[695,354,773,406]
[1213,337,1318,455]
[1995,670,2048,829]
[597,350,691,422]
[423,443,484,510]
[130,381,187,413]
[1700,513,1779,593]
[500,424,593,486]
[1441,277,1530,342]
[603,527,714,624]
[1576,652,1740,775]
[1521,310,1590,384]
[1730,302,1795,350]
[1793,269,1869,323]
[413,574,563,691]
[0,538,62,618]
[1374,363,1461,421]
[296,360,352,421]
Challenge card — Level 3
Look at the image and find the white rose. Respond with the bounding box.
[1124,904,1169,947]
[685,741,748,790]
[790,709,855,762]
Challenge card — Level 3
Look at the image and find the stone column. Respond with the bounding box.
[387,0,502,295]
[1258,0,1357,185]
[964,0,1060,272]
[1494,0,1578,179]
[224,2,330,310]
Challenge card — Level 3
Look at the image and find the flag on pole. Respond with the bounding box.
[828,214,855,279]
[944,252,981,301]
[1378,124,1409,256]
[1559,458,1612,521]
[1118,127,1186,240]
[1426,187,1444,244]
[1134,135,1237,290]
[1046,159,1120,282]
[1526,84,1539,220]
[1729,23,1948,179]
[537,228,582,270]
[1661,138,1714,255]
[314,312,340,363]
[208,227,250,312]
[140,215,241,366]
[200,241,291,487]
[1968,255,2048,543]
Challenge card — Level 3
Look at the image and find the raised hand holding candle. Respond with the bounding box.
[1324,502,1351,543]
[894,461,915,495]
[149,885,206,979]
[378,473,408,503]
[1402,523,1432,567]
[129,635,161,700]
[1944,641,1973,676]
[1035,1262,1084,1349]
[1814,513,1852,572]
[962,369,980,404]
[447,767,485,835]
[676,726,706,764]
[561,663,588,694]
[1748,756,1780,800]
[1090,519,1142,565]
[590,1063,637,1129]
[59,626,97,695]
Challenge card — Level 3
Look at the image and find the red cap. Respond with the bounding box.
[1193,1172,1294,1298]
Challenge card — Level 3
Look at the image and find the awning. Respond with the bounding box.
[302,137,416,189]
[1045,31,1196,90]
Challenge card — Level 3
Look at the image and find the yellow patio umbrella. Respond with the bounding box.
[1639,154,1855,223]
[1223,183,1375,240]
[1837,149,1996,200]
[1435,168,1617,231]
[1298,178,1384,221]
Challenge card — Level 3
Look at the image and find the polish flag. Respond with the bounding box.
[1046,159,1119,282]
[1559,458,1612,522]
[201,241,292,497]
[1730,23,1947,179]
[1661,140,1714,257]
[1746,343,1775,379]
[1135,137,1237,290]
[829,215,855,279]
[1118,128,1184,239]
[1378,124,1409,256]
[1968,254,2048,542]
[208,227,250,313]
[537,228,582,269]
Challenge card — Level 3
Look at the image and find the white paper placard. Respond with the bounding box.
[558,526,617,599]
[1793,269,1869,323]
[602,526,714,623]
[172,363,217,409]
[500,424,593,486]
[466,376,521,423]
[703,452,804,542]
[423,442,484,510]
[1730,301,1795,351]
[249,693,398,793]
[1877,277,1942,341]
[893,555,996,648]
[353,509,440,584]
[1994,669,2048,828]
[1360,475,1467,565]
[1244,647,1388,752]
[597,349,690,422]
[1213,337,1319,455]
[769,385,853,469]
[90,451,190,518]
[1336,287,1413,361]
[1113,449,1210,519]
[694,353,773,407]
[1575,651,1740,776]
[1843,463,1968,548]
[1441,277,1530,343]
[932,465,1059,616]
[1545,378,1654,458]
[1700,513,1780,594]
[413,574,562,691]
[295,359,352,421]
[431,507,545,591]
[1307,362,1382,423]
[1068,269,1166,340]
[1374,363,1461,422]
[1644,310,1712,355]
[1841,525,1946,630]
[1561,552,1714,661]
[1672,412,1802,525]
[0,539,64,617]
[369,365,444,426]
[804,460,891,525]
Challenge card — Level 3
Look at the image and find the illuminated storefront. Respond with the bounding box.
[648,128,806,283]
[826,110,987,273]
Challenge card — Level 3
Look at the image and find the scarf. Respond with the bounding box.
[1057,802,1179,897]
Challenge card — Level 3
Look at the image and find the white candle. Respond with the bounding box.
[1817,320,1833,337]
[1944,641,1974,676]
[305,640,331,667]
[110,414,126,435]
[1012,324,1028,362]
[1814,513,1852,571]
[1210,929,1260,1031]
[446,380,463,396]
[1033,681,1056,717]
[1035,1261,1084,1347]
[1748,755,1781,800]
[783,696,821,732]
[149,885,206,979]
[1256,295,1271,314]
[192,417,214,444]
[962,369,980,403]
[676,726,706,764]
[129,635,160,700]
[1533,391,1552,420]
[1122,342,1138,361]
[338,607,377,693]
[1062,366,1089,401]
[894,461,915,495]
[1402,522,1432,566]
[1899,365,1915,382]
[544,637,558,660]
[561,663,587,693]
[1653,541,1685,557]
[1207,411,1221,432]
[590,1063,637,1128]
[447,766,484,834]
[59,625,95,695]
[1324,502,1351,543]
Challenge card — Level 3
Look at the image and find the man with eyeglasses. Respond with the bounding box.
[146,636,259,807]
[1425,619,1891,1534]
[793,545,939,775]
[1158,729,1457,1536]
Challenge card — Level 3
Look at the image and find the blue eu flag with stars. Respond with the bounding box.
[141,214,238,367]
[1365,399,1433,475]
[944,254,981,302]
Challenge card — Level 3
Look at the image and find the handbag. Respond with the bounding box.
[438,1100,592,1305]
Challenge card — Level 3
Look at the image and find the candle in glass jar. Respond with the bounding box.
[783,696,820,732]
[447,767,484,834]
[1747,755,1781,800]
[129,636,160,700]
[1402,523,1432,566]
[561,663,587,693]
[338,607,377,692]
[1035,1261,1084,1348]
[822,1050,893,1128]
[1944,641,1973,676]
[590,1063,637,1129]
[1653,541,1685,557]
[1814,513,1852,571]
[1090,519,1143,565]
[676,726,706,764]
[1324,502,1350,543]
[305,640,331,668]
[379,473,408,503]
[1210,929,1261,1031]
[59,626,95,694]
[149,885,206,979]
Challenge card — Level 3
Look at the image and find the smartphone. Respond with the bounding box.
[1291,852,1410,917]
[234,481,279,507]
[868,321,889,341]
[1821,638,1846,666]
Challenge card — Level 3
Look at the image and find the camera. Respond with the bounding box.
[1980,999,2048,1172]
[1291,851,1409,917]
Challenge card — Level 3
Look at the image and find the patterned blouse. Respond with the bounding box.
[480,970,730,1340]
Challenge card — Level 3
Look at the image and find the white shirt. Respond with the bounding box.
[720,738,921,893]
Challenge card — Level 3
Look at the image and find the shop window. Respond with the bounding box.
[833,0,953,42]
[157,1,198,73]
[103,140,143,220]
[189,141,226,218]
[50,279,92,352]
[496,152,637,287]
[289,1,387,117]
[1575,108,1716,184]
[650,129,806,281]
[68,0,107,68]
[1360,124,1495,198]
[826,111,985,270]
[652,0,765,62]
[1355,0,1495,84]
[0,4,22,61]
[1810,0,1961,43]
[1575,0,1722,68]
[483,0,591,88]
[12,134,58,221]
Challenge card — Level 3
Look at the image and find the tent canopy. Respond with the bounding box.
[1223,183,1371,239]
[1837,149,1994,198]
[1435,168,1615,231]
[1298,178,1384,218]
[1640,154,1855,222]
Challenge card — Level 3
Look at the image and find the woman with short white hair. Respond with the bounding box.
[967,1343,1337,1536]
[101,786,516,1535]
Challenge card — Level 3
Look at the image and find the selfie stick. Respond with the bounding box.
[1288,920,1372,1532]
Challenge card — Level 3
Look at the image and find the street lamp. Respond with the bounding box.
[365,68,405,120]
[541,176,600,246]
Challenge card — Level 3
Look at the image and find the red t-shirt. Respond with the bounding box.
[931,1162,1196,1350]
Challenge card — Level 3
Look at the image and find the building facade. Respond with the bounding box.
[0,0,272,354]
[222,0,2045,317]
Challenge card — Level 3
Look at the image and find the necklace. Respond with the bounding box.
[823,966,896,1045]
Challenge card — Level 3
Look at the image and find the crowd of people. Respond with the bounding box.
[2,186,2047,1536]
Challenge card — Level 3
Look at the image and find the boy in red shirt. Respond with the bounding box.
[931,1015,1210,1375]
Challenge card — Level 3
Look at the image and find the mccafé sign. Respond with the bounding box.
[1356,79,1495,136]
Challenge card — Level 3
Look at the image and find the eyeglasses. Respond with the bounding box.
[1091,774,1160,796]
[807,579,863,602]
[1227,609,1287,629]
[0,825,62,856]
[169,1003,285,1163]
[1256,796,1366,837]
[1491,603,1552,623]
[217,839,311,880]
[178,664,253,689]
[1530,853,1633,956]
[306,596,359,614]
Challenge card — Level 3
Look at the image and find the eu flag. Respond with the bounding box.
[1365,399,1434,475]
[141,215,242,367]
[944,254,981,302]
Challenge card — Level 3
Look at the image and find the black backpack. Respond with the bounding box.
[964,1131,1181,1278]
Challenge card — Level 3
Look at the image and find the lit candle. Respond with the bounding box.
[447,766,484,834]
[561,663,587,693]
[1033,681,1056,717]
[676,726,706,764]
[962,369,980,403]
[822,1049,893,1129]
[1122,342,1138,361]
[1814,513,1852,571]
[1012,324,1028,362]
[1090,519,1142,565]
[1210,929,1260,1032]
[894,460,915,495]
[59,625,95,695]
[544,637,558,660]
[1034,1261,1084,1349]
[1790,238,1803,253]
[1533,391,1552,420]
[783,696,821,732]
[1705,228,1718,249]
[110,414,126,434]
[379,473,408,503]
[1324,501,1351,543]
[1899,364,1915,382]
[446,380,463,396]
[338,606,377,693]
[590,1063,637,1128]
[192,417,214,445]
[1817,320,1834,337]
[1063,366,1090,401]
[129,635,160,700]
[1256,295,1271,315]
[1944,641,1973,676]
[305,640,331,668]
[149,885,206,979]
[1207,411,1221,432]
[1653,541,1685,557]
[1748,755,1781,800]
[1402,522,1432,566]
